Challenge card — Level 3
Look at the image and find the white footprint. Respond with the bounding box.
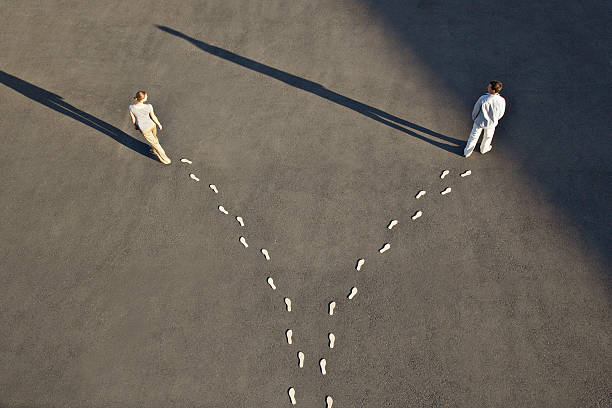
[261,248,270,260]
[298,351,304,368]
[461,170,472,177]
[284,297,292,312]
[328,301,336,316]
[329,333,335,349]
[387,219,398,230]
[348,287,358,300]
[236,216,245,227]
[326,395,334,408]
[209,184,218,193]
[189,173,200,182]
[356,258,365,271]
[180,158,192,164]
[379,243,391,253]
[288,387,296,405]
[441,187,452,195]
[319,358,327,375]
[412,210,423,220]
[239,236,248,248]
[440,170,450,179]
[218,205,229,215]
[286,329,293,345]
[415,190,426,199]
[267,277,276,290]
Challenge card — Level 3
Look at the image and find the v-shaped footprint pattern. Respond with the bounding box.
[179,158,472,405]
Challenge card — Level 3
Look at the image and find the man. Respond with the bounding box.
[464,81,506,157]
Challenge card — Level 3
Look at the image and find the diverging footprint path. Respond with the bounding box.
[178,156,472,406]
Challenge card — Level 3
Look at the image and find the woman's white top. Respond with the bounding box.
[129,103,155,131]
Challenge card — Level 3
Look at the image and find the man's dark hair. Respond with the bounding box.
[490,80,503,93]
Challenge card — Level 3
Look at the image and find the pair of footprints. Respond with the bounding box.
[288,346,334,373]
[413,169,471,201]
[441,169,471,179]
[231,215,270,262]
[287,388,333,407]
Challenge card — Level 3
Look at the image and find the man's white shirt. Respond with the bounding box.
[472,93,506,128]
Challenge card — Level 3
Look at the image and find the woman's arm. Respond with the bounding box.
[129,110,139,130]
[149,108,163,130]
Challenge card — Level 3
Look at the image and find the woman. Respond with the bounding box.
[129,91,171,164]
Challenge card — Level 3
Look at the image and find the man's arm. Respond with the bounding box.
[498,98,506,119]
[472,96,484,121]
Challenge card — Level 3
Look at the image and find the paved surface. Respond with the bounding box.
[1,1,610,407]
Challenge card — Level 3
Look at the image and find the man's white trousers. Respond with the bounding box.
[464,123,495,157]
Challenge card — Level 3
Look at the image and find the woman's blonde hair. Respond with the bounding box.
[133,91,147,102]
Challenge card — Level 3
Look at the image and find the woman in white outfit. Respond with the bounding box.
[464,81,506,158]
[129,91,171,165]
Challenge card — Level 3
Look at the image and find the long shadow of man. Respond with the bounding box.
[157,25,463,155]
[0,70,154,160]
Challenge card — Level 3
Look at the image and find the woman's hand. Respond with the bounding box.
[158,124,163,130]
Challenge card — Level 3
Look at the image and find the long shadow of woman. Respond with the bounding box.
[0,70,155,161]
[156,25,464,155]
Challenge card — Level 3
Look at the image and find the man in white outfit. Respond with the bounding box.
[464,81,506,157]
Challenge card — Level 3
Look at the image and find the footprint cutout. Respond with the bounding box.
[209,184,218,193]
[286,329,293,345]
[189,173,200,182]
[326,396,334,408]
[236,216,245,227]
[348,287,358,300]
[261,248,270,260]
[440,170,450,179]
[288,387,296,405]
[329,333,335,349]
[387,219,398,230]
[319,358,327,375]
[379,243,391,253]
[441,187,452,195]
[180,158,192,164]
[284,297,292,312]
[356,258,365,271]
[298,351,304,368]
[328,301,336,316]
[461,170,472,177]
[415,190,426,199]
[412,210,423,220]
[239,236,248,248]
[218,205,229,215]
[267,277,276,290]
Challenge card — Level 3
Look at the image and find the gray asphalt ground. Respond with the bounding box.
[1,1,610,407]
